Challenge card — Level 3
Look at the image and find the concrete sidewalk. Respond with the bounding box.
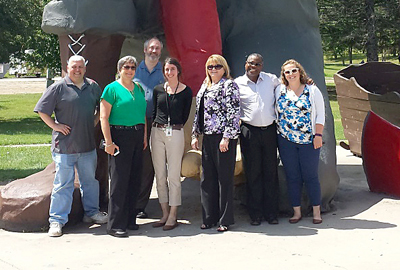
[0,146,399,270]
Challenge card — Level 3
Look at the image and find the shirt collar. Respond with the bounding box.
[140,60,162,74]
[244,72,264,84]
[65,75,87,88]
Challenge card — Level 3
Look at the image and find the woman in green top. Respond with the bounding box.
[100,55,147,238]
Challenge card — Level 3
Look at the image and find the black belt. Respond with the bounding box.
[242,122,275,130]
[111,124,144,131]
[153,123,184,130]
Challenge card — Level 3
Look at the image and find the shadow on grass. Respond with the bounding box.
[0,168,48,183]
[0,118,49,136]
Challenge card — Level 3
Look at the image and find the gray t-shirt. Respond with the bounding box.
[34,76,102,154]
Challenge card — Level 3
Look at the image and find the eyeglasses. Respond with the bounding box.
[246,61,262,67]
[207,64,223,70]
[122,65,136,70]
[284,68,299,75]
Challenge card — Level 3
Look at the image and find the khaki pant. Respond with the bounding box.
[151,127,185,206]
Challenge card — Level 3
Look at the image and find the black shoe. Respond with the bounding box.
[107,229,128,238]
[128,224,139,230]
[200,223,216,230]
[136,211,148,219]
[267,218,279,225]
[250,218,261,226]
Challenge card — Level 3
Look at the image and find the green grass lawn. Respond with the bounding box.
[0,94,52,182]
[0,145,52,182]
[0,93,52,145]
[329,99,344,141]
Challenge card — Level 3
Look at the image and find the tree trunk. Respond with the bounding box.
[365,0,378,61]
[349,46,353,64]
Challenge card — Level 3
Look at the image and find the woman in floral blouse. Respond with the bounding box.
[191,54,240,232]
[275,59,325,225]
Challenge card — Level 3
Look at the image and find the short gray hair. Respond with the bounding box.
[144,37,163,50]
[117,56,138,71]
[67,55,86,66]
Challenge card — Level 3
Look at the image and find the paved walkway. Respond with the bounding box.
[0,147,399,270]
[0,78,60,95]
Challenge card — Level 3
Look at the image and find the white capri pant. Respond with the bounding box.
[150,126,185,206]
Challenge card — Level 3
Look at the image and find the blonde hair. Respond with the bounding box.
[281,59,312,86]
[204,54,232,87]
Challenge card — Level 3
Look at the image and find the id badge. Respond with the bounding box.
[165,126,173,137]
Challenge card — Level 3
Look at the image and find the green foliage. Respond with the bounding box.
[0,94,52,145]
[0,146,52,182]
[317,0,400,61]
[0,0,60,71]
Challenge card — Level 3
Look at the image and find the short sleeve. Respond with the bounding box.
[33,84,58,116]
[100,84,116,106]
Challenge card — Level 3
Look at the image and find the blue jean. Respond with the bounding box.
[277,135,321,207]
[49,149,100,225]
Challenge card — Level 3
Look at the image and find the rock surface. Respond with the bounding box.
[0,163,83,232]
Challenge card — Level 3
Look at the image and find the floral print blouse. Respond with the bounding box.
[192,78,240,139]
[276,85,313,144]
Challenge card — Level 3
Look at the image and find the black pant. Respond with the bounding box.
[107,128,144,231]
[240,122,279,221]
[136,117,155,211]
[201,134,237,226]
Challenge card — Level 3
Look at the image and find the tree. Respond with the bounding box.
[365,0,378,61]
[0,0,60,71]
[317,0,365,64]
[317,0,400,62]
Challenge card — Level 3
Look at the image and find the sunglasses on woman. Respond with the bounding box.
[122,65,136,70]
[284,68,299,75]
[207,64,223,70]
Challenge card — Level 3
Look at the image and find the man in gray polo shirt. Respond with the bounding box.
[34,55,107,237]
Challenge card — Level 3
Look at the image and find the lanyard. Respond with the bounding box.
[164,82,179,125]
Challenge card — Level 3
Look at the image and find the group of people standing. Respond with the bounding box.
[35,36,325,238]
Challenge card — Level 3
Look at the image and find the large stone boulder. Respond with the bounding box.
[0,163,83,232]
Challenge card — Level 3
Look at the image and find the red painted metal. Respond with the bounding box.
[362,111,400,197]
[160,0,222,95]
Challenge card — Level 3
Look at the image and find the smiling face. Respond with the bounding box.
[144,39,162,62]
[67,59,86,85]
[207,61,225,83]
[245,55,263,82]
[283,63,300,84]
[119,61,136,80]
[164,63,179,82]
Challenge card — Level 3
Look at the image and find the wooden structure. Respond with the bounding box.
[334,62,400,156]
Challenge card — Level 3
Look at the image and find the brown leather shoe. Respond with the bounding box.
[163,222,178,231]
[313,218,323,224]
[289,217,302,224]
[152,222,166,228]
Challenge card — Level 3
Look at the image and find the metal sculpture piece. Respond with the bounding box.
[362,111,400,197]
[334,62,400,156]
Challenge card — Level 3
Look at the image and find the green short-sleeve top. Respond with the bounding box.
[101,81,146,126]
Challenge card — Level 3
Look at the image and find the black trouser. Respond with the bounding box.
[201,134,237,226]
[240,122,279,221]
[107,127,144,231]
[136,117,155,211]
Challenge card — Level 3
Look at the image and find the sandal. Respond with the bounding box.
[217,225,229,232]
[200,223,215,230]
